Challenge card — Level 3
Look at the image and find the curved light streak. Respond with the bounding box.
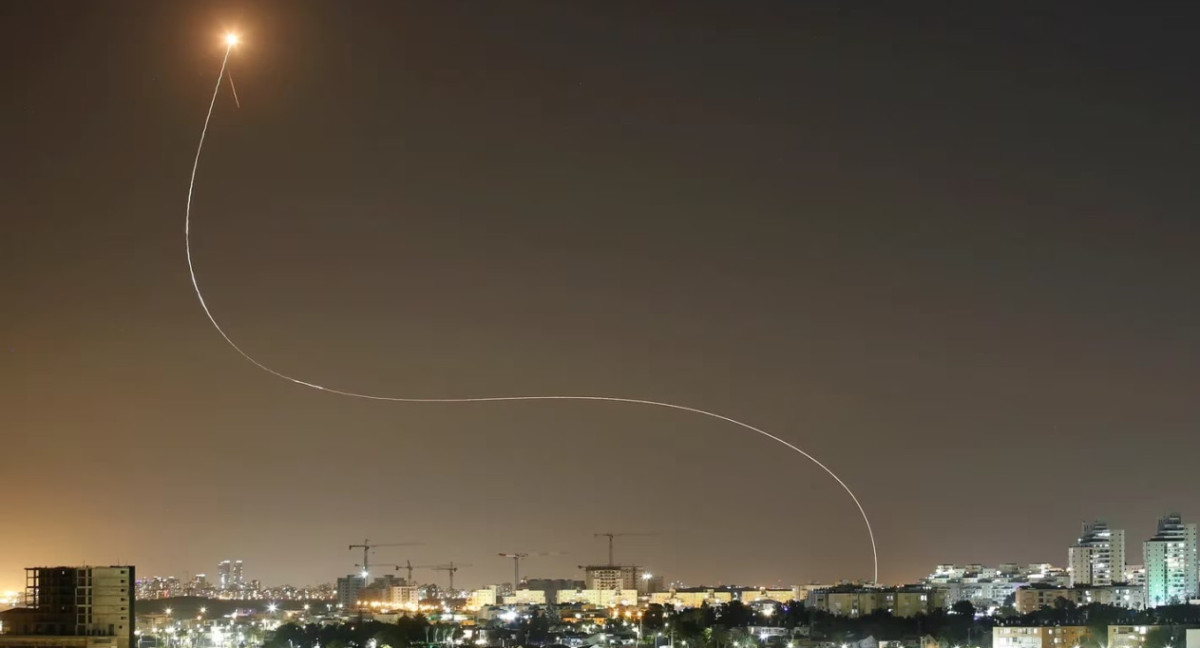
[186,44,879,584]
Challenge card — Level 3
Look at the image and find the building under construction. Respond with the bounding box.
[0,566,134,648]
[582,565,641,591]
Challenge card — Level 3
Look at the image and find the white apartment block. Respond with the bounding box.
[1069,521,1126,586]
[1143,513,1199,607]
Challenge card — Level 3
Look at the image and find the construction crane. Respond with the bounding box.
[431,562,472,591]
[594,532,655,566]
[498,552,564,590]
[347,539,423,578]
[359,560,434,585]
[498,553,528,589]
[403,559,431,585]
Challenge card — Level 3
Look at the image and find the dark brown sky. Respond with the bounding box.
[3,1,1200,592]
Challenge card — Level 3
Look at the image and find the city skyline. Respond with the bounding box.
[5,1,1200,595]
[5,510,1200,594]
[10,561,1200,648]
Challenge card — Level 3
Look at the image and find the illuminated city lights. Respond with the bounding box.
[5,10,1198,648]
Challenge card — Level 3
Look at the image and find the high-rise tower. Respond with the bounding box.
[1143,513,1198,607]
[1069,520,1126,586]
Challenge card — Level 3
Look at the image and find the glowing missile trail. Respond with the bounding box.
[227,71,240,109]
[186,36,879,584]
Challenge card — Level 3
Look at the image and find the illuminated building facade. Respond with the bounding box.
[992,626,1090,648]
[502,590,547,605]
[1108,625,1166,648]
[387,586,420,609]
[807,586,947,618]
[739,589,796,604]
[923,563,1070,608]
[1069,521,1126,586]
[554,589,637,606]
[523,579,582,604]
[647,589,734,608]
[215,560,246,591]
[1014,584,1144,613]
[466,588,497,609]
[1143,513,1198,607]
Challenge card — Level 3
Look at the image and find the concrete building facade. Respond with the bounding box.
[1013,585,1145,614]
[1069,521,1126,586]
[582,567,639,591]
[647,589,734,608]
[554,589,637,606]
[0,566,134,648]
[1109,625,1166,648]
[923,564,1072,609]
[216,561,244,591]
[993,627,1090,648]
[740,589,797,604]
[502,590,546,605]
[1124,566,1147,588]
[808,587,947,618]
[467,589,497,609]
[1143,513,1199,607]
[386,585,419,609]
[335,575,366,609]
[523,579,582,605]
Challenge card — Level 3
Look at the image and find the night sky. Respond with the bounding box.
[4,1,1200,592]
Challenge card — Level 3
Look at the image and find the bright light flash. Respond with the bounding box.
[225,33,240,47]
